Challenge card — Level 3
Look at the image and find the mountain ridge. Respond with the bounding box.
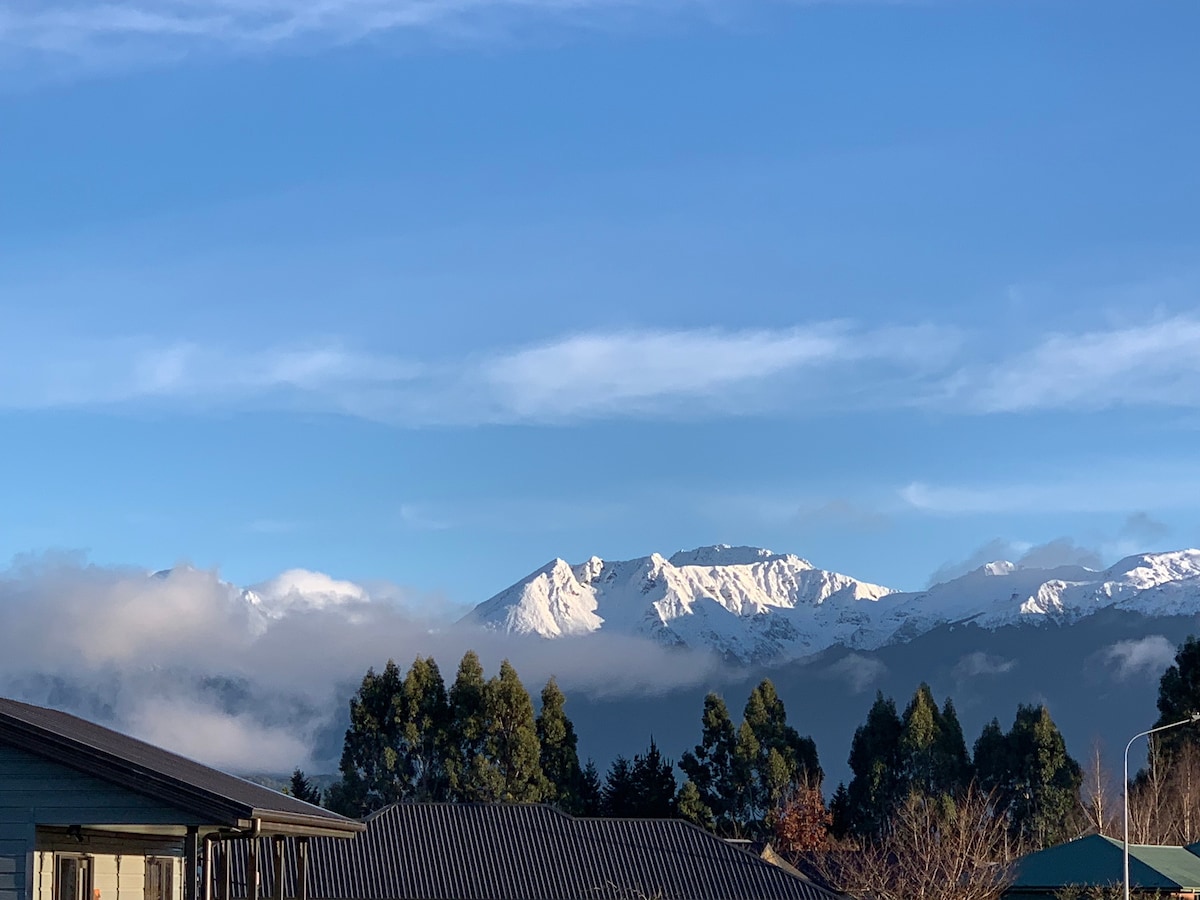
[462,544,1200,664]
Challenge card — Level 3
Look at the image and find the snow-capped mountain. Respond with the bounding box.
[152,565,373,634]
[463,545,1200,664]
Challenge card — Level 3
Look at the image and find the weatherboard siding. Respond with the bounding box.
[0,827,35,900]
[0,746,201,826]
[31,852,181,900]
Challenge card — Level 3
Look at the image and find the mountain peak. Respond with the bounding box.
[668,545,801,568]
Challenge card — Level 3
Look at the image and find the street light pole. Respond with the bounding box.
[1124,712,1200,900]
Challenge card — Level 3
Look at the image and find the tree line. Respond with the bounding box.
[285,637,1200,900]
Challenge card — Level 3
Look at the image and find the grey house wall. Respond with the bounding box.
[0,744,203,900]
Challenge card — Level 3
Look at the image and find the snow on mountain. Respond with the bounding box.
[463,545,897,663]
[463,545,1200,664]
[249,569,370,618]
[150,565,373,635]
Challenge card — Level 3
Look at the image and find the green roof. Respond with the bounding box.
[1011,834,1200,891]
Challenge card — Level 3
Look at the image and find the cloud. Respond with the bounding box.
[0,0,886,75]
[1105,635,1177,681]
[12,314,1200,427]
[945,315,1200,414]
[0,554,719,774]
[953,652,1016,678]
[926,537,1103,586]
[820,653,887,694]
[1015,537,1103,571]
[901,468,1200,516]
[1120,512,1171,544]
[0,324,960,425]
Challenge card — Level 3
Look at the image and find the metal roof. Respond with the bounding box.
[1010,833,1200,891]
[225,803,842,900]
[0,697,362,838]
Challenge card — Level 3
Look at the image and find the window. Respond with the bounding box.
[145,858,173,900]
[55,856,92,900]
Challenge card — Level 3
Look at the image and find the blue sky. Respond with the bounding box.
[2,0,1200,607]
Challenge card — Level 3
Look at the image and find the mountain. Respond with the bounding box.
[463,545,1200,664]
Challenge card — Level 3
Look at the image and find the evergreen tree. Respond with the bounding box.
[602,755,637,817]
[844,691,904,839]
[398,656,450,801]
[677,780,715,831]
[896,684,970,800]
[972,717,1010,794]
[1155,636,1200,759]
[828,782,852,839]
[935,697,972,794]
[288,768,321,805]
[732,720,762,830]
[332,659,406,815]
[578,759,604,817]
[899,683,942,796]
[972,705,1082,848]
[477,659,549,803]
[1005,704,1083,848]
[739,680,822,834]
[679,693,739,834]
[446,651,489,801]
[630,738,678,817]
[536,677,584,813]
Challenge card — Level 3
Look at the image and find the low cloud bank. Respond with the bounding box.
[1105,635,1177,681]
[0,556,719,775]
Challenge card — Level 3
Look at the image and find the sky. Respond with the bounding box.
[3,0,1200,611]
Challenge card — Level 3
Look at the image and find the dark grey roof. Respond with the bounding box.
[0,697,362,838]
[224,803,840,900]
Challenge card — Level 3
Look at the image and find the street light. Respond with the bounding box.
[1124,711,1200,900]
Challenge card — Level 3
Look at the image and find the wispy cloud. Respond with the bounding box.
[11,313,1200,426]
[0,323,959,425]
[1105,635,1176,681]
[901,470,1200,516]
[944,315,1200,414]
[0,0,828,74]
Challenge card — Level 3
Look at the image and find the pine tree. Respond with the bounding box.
[844,691,904,839]
[578,759,603,817]
[602,756,636,817]
[288,768,321,805]
[973,718,1009,794]
[399,656,450,801]
[332,659,406,815]
[1156,636,1200,760]
[677,779,715,831]
[899,683,942,796]
[739,680,822,835]
[679,693,739,834]
[446,651,489,802]
[828,782,852,838]
[630,738,677,817]
[935,697,972,795]
[477,659,549,803]
[1005,704,1083,848]
[536,677,584,813]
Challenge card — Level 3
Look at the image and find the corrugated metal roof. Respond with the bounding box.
[223,803,841,900]
[1010,833,1200,891]
[0,697,362,837]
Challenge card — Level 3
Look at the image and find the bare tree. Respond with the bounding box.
[812,784,1017,900]
[1080,739,1117,837]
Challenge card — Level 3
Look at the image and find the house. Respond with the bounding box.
[221,803,843,900]
[0,698,364,900]
[1005,833,1200,898]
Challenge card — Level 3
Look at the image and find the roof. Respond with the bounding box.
[1010,834,1200,891]
[0,697,363,838]
[225,803,841,900]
